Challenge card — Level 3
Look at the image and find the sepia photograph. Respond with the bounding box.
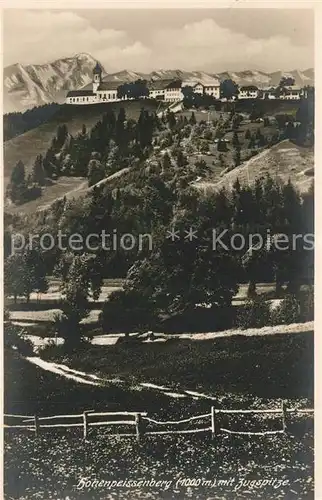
[2,5,315,499]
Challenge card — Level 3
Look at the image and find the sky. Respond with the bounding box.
[3,8,314,72]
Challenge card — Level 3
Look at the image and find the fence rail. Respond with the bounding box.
[4,402,314,441]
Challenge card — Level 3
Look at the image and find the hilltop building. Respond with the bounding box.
[182,79,221,99]
[66,62,130,105]
[65,62,307,105]
[239,85,260,99]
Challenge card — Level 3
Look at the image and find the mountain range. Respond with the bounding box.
[3,53,314,113]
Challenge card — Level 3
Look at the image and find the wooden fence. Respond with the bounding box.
[4,402,314,441]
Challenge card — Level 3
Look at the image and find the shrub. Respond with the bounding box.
[100,289,156,333]
[299,286,314,322]
[38,338,90,360]
[4,323,34,356]
[4,308,10,322]
[271,294,301,325]
[236,296,271,329]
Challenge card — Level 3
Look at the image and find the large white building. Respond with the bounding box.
[148,79,183,102]
[238,85,260,99]
[182,79,221,99]
[279,86,303,100]
[66,62,130,105]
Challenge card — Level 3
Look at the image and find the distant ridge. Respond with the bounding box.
[3,53,314,113]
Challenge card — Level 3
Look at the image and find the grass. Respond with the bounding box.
[50,331,313,402]
[6,176,87,214]
[6,283,275,326]
[4,99,159,188]
[4,426,313,499]
[196,139,314,193]
[4,329,314,499]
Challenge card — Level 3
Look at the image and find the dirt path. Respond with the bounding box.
[24,356,218,400]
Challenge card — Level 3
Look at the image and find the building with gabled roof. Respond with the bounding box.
[239,85,259,99]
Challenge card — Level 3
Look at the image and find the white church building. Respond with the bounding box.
[65,62,130,104]
[66,62,187,105]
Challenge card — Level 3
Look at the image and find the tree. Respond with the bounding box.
[232,114,242,130]
[162,152,172,172]
[200,141,209,154]
[189,112,197,125]
[167,111,176,129]
[59,254,94,348]
[248,134,256,149]
[7,161,27,204]
[279,76,295,88]
[195,159,209,177]
[249,103,263,122]
[56,124,69,149]
[117,80,149,100]
[4,249,48,303]
[87,154,105,187]
[217,140,228,152]
[10,160,25,186]
[70,129,91,177]
[233,147,241,168]
[100,289,156,333]
[176,150,188,168]
[137,109,154,150]
[220,79,239,100]
[4,253,25,303]
[255,128,266,147]
[32,154,46,185]
[232,131,240,148]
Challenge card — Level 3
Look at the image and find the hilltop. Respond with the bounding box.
[4,52,314,112]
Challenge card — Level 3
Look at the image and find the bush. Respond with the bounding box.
[299,286,314,322]
[38,338,91,360]
[236,296,271,329]
[4,323,34,356]
[100,289,156,333]
[271,294,301,325]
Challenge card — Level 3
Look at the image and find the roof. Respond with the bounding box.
[182,78,220,88]
[149,79,182,90]
[240,85,259,91]
[282,86,302,92]
[97,81,121,91]
[93,62,102,74]
[166,79,182,89]
[66,90,95,97]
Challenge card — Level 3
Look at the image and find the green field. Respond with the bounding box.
[4,330,314,499]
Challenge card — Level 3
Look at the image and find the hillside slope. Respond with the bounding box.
[4,100,158,187]
[195,140,314,194]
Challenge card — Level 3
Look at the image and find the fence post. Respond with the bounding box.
[34,415,40,438]
[135,413,142,443]
[83,411,89,441]
[282,400,288,432]
[211,406,218,437]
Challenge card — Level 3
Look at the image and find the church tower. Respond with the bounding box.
[92,62,102,93]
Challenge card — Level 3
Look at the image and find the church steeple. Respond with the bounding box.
[93,62,102,93]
